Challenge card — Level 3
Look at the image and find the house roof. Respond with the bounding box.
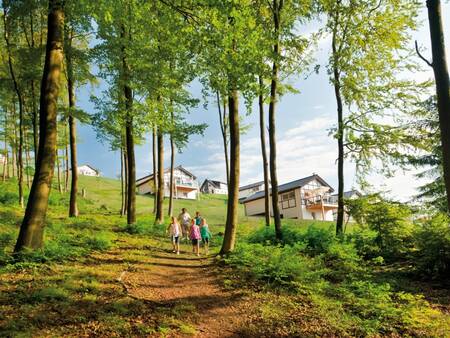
[239,180,265,192]
[243,174,334,203]
[73,164,99,173]
[136,165,196,187]
[201,179,227,190]
[331,190,362,198]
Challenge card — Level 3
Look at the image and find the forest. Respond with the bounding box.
[0,0,450,337]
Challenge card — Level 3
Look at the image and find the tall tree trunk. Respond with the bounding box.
[152,126,158,214]
[121,24,136,225]
[168,134,175,217]
[3,5,24,207]
[220,88,240,255]
[24,128,31,188]
[120,147,125,216]
[64,132,68,192]
[2,111,7,181]
[66,28,78,217]
[123,146,128,215]
[259,76,271,227]
[31,80,38,164]
[15,0,64,252]
[155,130,164,224]
[168,110,175,217]
[268,0,283,241]
[217,91,229,185]
[332,9,345,235]
[56,148,62,194]
[427,0,450,212]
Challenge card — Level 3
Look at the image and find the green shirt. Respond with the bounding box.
[200,224,211,239]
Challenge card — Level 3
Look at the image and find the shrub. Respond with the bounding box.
[321,242,366,282]
[413,214,450,279]
[346,226,381,259]
[0,191,18,205]
[82,232,113,251]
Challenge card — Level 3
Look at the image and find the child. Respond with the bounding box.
[200,218,212,254]
[194,211,202,226]
[189,218,201,256]
[178,208,191,242]
[166,216,181,254]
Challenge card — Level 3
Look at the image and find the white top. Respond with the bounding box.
[168,222,181,237]
[178,212,191,225]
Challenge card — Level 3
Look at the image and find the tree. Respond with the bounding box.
[416,0,450,212]
[258,76,270,227]
[14,0,65,251]
[322,0,423,234]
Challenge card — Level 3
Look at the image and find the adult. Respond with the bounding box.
[178,208,191,242]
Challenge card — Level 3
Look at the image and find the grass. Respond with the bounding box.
[0,175,449,337]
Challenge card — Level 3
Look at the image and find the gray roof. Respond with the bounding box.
[239,180,265,191]
[243,174,334,203]
[331,190,362,198]
[201,179,227,190]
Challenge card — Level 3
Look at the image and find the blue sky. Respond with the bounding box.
[74,4,450,201]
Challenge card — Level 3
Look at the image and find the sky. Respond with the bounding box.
[74,4,450,202]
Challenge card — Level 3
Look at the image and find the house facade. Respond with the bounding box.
[239,181,265,201]
[77,165,100,177]
[136,165,199,200]
[243,174,337,221]
[200,179,228,195]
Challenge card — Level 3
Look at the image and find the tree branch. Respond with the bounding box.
[415,40,433,68]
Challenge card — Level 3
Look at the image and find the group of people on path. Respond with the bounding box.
[166,208,212,256]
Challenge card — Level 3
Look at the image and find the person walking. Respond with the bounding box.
[189,219,201,256]
[166,216,181,254]
[178,208,191,242]
[200,218,212,254]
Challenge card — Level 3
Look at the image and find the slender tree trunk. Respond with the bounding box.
[332,10,345,235]
[152,126,158,214]
[259,76,271,227]
[155,130,164,224]
[220,88,240,255]
[3,7,24,207]
[120,146,125,216]
[123,146,128,215]
[121,24,136,225]
[12,115,16,178]
[168,133,175,217]
[31,80,38,164]
[217,91,229,186]
[56,148,62,194]
[2,111,7,181]
[24,128,31,188]
[268,0,283,240]
[15,0,64,252]
[66,29,78,217]
[427,0,450,212]
[64,133,68,192]
[168,109,175,217]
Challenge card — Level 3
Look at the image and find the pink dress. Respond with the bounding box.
[189,224,201,240]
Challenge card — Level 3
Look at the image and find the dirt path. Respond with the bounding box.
[119,244,252,337]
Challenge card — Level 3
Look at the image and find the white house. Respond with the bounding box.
[243,174,337,221]
[75,165,100,177]
[239,181,265,201]
[200,179,228,195]
[330,190,362,222]
[136,165,199,200]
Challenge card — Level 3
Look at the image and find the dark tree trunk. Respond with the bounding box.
[31,80,38,164]
[123,146,128,216]
[220,88,240,255]
[3,5,24,208]
[2,110,7,181]
[121,24,136,225]
[15,0,64,252]
[64,131,68,192]
[24,128,31,188]
[168,109,175,217]
[155,130,164,224]
[120,147,125,216]
[152,126,158,214]
[66,28,78,217]
[56,148,62,194]
[427,0,450,212]
[332,8,345,235]
[268,0,283,241]
[217,91,229,186]
[259,76,271,227]
[168,133,175,217]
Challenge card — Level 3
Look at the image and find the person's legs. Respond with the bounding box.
[175,236,180,254]
[204,238,209,254]
[196,240,200,256]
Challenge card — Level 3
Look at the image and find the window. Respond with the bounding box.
[280,191,296,209]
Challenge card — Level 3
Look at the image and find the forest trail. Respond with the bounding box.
[119,244,252,337]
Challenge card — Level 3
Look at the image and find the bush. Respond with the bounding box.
[0,191,18,205]
[346,226,381,259]
[321,242,366,282]
[413,214,450,279]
